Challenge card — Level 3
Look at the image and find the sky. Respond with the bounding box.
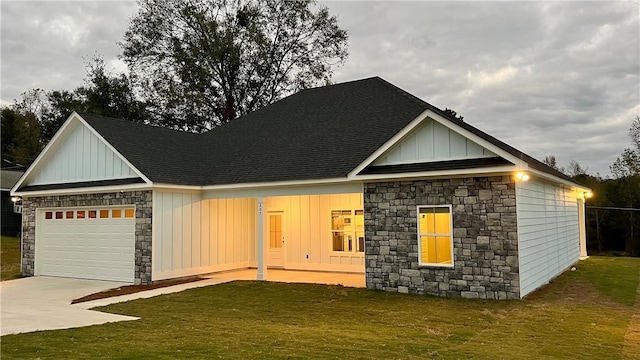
[1,1,639,176]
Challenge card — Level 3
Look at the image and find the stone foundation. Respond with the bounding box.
[364,177,520,299]
[21,191,153,284]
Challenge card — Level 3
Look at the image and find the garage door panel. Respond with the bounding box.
[37,207,135,283]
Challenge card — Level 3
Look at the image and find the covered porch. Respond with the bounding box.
[151,182,367,283]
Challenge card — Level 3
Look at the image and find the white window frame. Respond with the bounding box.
[330,209,365,254]
[417,204,454,268]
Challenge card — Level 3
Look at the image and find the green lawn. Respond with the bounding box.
[1,236,21,281]
[1,257,639,359]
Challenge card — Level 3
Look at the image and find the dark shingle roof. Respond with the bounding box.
[1,170,24,190]
[79,76,577,186]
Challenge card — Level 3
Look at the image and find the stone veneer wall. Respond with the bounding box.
[364,177,520,299]
[21,191,152,284]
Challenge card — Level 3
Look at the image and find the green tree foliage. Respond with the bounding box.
[121,0,348,131]
[566,160,589,178]
[610,148,640,178]
[443,108,464,121]
[605,116,640,256]
[543,155,564,173]
[630,115,639,151]
[0,108,42,168]
[550,118,640,256]
[39,56,148,143]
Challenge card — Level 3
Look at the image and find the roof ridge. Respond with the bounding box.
[370,78,466,123]
[78,112,202,137]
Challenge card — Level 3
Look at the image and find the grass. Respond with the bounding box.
[1,256,639,359]
[1,236,21,281]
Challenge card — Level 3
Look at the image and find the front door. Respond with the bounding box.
[267,211,285,267]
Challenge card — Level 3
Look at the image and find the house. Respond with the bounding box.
[2,169,25,236]
[11,77,590,299]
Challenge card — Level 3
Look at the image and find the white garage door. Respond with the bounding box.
[36,207,135,282]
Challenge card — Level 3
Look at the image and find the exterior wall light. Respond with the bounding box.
[515,172,530,181]
[11,196,20,203]
[583,192,593,199]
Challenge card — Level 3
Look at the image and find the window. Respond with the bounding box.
[269,214,282,249]
[112,209,122,218]
[66,211,74,219]
[55,211,63,219]
[417,206,453,266]
[77,211,85,219]
[100,210,109,218]
[124,208,135,218]
[331,210,365,253]
[45,211,53,220]
[88,210,97,219]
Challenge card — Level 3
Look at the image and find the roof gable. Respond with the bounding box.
[30,121,138,185]
[372,118,497,166]
[13,113,148,192]
[14,77,585,191]
[78,77,431,186]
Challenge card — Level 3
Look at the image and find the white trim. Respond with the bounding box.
[11,113,80,194]
[417,204,454,268]
[348,110,430,178]
[515,180,524,297]
[329,209,366,255]
[10,112,152,196]
[347,109,532,180]
[14,183,151,197]
[374,154,496,167]
[423,111,528,168]
[151,183,203,191]
[204,182,363,199]
[354,165,518,182]
[527,168,591,192]
[257,197,266,280]
[266,208,287,268]
[202,177,353,191]
[74,113,152,185]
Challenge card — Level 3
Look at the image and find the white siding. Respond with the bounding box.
[265,193,364,273]
[516,179,581,297]
[152,191,255,281]
[373,119,496,166]
[152,191,365,280]
[30,123,137,185]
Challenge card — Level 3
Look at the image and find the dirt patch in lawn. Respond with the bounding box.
[71,276,206,304]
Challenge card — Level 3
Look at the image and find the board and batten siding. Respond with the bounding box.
[265,193,364,273]
[516,179,581,297]
[152,191,256,281]
[31,123,137,185]
[373,119,496,166]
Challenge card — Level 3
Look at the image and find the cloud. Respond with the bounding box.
[0,1,137,101]
[1,0,638,176]
[324,1,639,176]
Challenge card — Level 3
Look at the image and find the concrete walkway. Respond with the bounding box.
[0,277,138,336]
[1,270,364,336]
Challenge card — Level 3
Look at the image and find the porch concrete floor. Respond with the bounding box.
[204,269,365,288]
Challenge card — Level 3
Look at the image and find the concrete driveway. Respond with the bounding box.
[0,277,138,336]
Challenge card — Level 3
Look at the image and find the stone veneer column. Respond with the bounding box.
[21,191,153,285]
[364,177,520,299]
